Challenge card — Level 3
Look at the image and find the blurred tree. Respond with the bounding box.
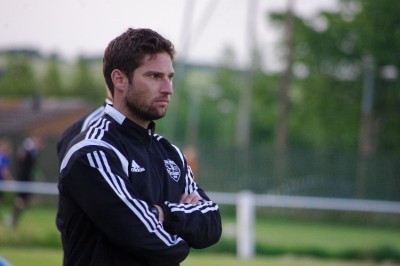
[0,55,37,96]
[205,46,277,147]
[351,0,400,154]
[269,0,400,154]
[235,0,259,149]
[209,47,242,146]
[272,0,295,185]
[270,7,360,151]
[69,56,103,103]
[41,54,64,96]
[274,0,295,153]
[250,68,278,146]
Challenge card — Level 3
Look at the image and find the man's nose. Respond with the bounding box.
[160,78,173,94]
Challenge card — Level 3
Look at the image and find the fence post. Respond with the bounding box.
[236,190,255,259]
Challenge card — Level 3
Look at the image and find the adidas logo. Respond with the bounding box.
[131,160,145,173]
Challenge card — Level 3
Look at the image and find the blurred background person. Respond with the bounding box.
[0,138,14,217]
[183,144,198,179]
[0,138,13,182]
[56,87,112,164]
[11,132,45,228]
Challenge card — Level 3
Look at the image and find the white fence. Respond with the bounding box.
[215,190,400,259]
[0,181,58,195]
[1,181,400,259]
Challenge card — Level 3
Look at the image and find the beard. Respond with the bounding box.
[125,84,168,122]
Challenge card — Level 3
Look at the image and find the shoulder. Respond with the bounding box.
[60,121,128,173]
[81,105,107,131]
[57,106,106,158]
[57,119,85,155]
[69,116,119,152]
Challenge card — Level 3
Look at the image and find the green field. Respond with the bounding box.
[0,205,399,266]
[1,247,398,266]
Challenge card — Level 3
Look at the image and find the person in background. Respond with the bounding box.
[183,144,198,179]
[56,88,112,163]
[57,27,222,265]
[0,138,14,210]
[11,132,45,228]
[0,256,11,266]
[0,138,13,182]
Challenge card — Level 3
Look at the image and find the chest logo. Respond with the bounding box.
[131,160,145,173]
[164,159,181,182]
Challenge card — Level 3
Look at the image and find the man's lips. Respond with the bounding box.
[155,97,169,103]
[155,97,169,105]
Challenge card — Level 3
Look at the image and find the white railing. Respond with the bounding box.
[0,180,58,195]
[208,190,400,213]
[1,181,399,259]
[216,190,400,259]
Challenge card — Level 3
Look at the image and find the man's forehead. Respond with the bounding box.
[139,53,174,72]
[143,52,172,62]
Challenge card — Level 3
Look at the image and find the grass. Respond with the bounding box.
[208,209,400,262]
[0,248,398,266]
[0,204,400,265]
[0,206,61,248]
[184,253,400,266]
[253,218,400,260]
[0,247,61,266]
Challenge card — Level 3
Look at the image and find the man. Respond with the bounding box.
[12,133,45,227]
[56,88,112,163]
[57,28,222,265]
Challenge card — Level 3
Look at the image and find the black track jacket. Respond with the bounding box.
[57,105,222,266]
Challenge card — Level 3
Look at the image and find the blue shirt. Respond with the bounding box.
[0,152,10,180]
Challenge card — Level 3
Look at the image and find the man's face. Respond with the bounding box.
[125,52,174,126]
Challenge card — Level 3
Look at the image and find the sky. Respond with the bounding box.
[0,0,337,71]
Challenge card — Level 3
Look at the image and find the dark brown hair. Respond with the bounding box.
[103,28,175,96]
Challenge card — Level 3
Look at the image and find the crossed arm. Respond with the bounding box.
[155,192,202,222]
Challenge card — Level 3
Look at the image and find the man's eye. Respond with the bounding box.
[150,74,161,79]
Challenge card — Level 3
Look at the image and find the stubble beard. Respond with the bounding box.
[126,84,167,122]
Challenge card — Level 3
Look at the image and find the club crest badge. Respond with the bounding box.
[164,159,181,182]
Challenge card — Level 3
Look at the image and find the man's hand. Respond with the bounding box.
[180,192,202,205]
[154,205,164,223]
[155,192,202,223]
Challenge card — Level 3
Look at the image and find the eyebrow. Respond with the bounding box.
[144,70,175,77]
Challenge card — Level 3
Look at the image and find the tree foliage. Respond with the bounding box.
[0,53,104,104]
[1,0,399,155]
[0,55,37,96]
[270,0,400,153]
[69,56,104,103]
[41,54,64,96]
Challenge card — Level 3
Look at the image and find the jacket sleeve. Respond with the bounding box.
[59,145,189,264]
[161,164,222,249]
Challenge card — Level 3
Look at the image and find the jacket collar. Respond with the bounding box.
[104,105,155,136]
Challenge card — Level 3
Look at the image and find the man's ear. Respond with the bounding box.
[111,69,126,92]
